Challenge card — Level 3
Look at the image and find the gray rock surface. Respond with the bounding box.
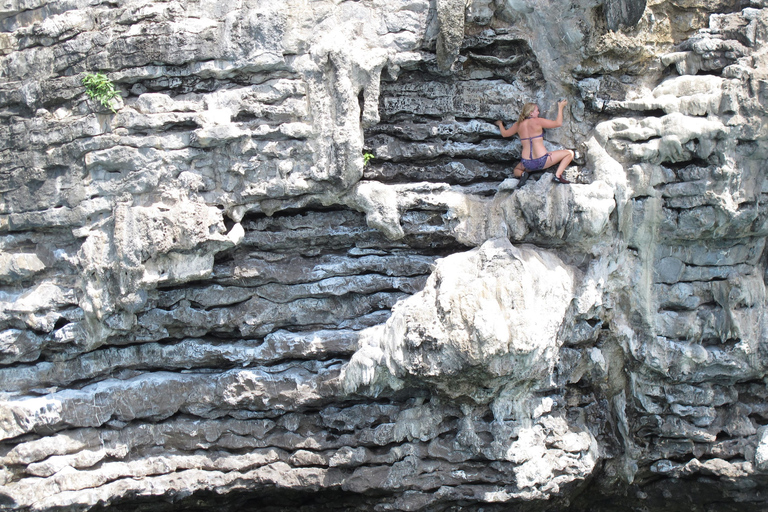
[604,0,648,31]
[2,0,768,511]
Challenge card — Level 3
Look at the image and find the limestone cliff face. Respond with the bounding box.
[2,0,768,510]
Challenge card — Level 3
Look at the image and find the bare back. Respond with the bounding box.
[518,119,548,160]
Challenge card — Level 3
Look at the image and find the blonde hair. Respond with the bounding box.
[517,103,537,126]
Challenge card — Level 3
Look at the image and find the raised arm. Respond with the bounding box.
[537,100,567,129]
[495,120,519,138]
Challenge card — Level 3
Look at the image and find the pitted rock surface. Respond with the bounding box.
[2,1,768,511]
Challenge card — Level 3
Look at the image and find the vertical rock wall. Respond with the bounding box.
[1,0,768,510]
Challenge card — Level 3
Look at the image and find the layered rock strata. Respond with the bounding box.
[2,0,768,511]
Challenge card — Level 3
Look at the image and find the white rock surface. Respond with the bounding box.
[1,1,768,511]
[345,238,578,399]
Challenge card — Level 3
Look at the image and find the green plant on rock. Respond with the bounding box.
[82,72,120,113]
[363,151,375,167]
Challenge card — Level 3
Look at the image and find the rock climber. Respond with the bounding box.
[495,100,574,187]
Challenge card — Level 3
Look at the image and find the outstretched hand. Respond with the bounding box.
[557,99,568,109]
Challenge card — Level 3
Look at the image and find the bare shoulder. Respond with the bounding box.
[526,118,546,133]
[536,117,561,129]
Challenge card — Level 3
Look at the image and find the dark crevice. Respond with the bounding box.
[663,157,711,172]
[125,68,299,97]
[148,120,202,133]
[232,111,260,123]
[240,205,354,223]
[221,211,236,232]
[364,160,514,185]
[52,317,71,330]
[374,111,445,123]
[700,337,741,347]
[357,89,365,123]
[641,108,668,118]
[715,431,733,442]
[695,68,729,77]
[657,305,693,313]
[737,201,757,211]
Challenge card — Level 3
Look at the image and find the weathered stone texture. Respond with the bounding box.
[2,0,768,511]
[604,0,648,31]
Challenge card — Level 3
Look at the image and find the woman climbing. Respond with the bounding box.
[495,100,574,187]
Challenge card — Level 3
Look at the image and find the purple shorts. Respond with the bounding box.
[521,153,550,171]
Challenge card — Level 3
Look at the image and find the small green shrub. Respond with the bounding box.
[82,72,120,113]
[363,151,375,167]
